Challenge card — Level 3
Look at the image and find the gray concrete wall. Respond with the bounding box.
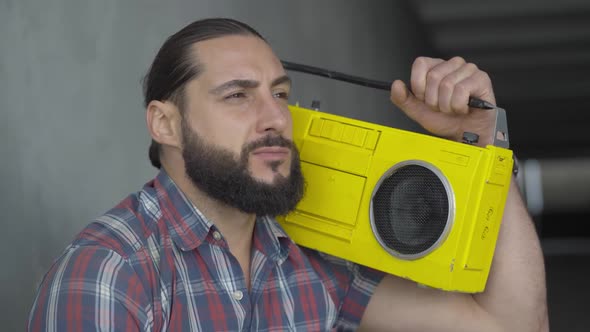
[0,0,430,329]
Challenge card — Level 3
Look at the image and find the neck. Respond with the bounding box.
[163,162,255,288]
[188,183,257,250]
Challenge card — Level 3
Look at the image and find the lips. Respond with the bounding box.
[251,146,290,160]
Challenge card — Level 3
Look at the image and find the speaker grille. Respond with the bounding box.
[371,163,451,258]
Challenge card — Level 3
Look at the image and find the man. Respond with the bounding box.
[28,18,548,331]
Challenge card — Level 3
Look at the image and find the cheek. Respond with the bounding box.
[283,125,293,140]
[195,117,253,152]
[281,107,294,135]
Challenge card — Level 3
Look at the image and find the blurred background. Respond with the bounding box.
[1,0,588,330]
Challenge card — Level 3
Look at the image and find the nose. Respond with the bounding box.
[255,94,290,134]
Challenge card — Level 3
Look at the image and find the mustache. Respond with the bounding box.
[243,135,296,154]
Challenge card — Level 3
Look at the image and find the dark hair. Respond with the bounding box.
[142,18,266,169]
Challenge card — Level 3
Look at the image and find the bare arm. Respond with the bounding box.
[472,180,548,331]
[360,181,548,332]
[358,57,548,331]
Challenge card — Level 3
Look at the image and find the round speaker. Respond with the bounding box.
[370,161,454,259]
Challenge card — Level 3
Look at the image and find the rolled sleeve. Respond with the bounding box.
[335,261,385,331]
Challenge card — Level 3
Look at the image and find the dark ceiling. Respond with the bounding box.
[410,0,590,160]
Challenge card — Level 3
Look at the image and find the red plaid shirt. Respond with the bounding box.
[28,171,384,331]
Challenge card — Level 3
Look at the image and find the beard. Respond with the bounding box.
[181,122,305,217]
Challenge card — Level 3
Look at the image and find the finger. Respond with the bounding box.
[410,57,444,101]
[391,80,435,126]
[392,80,462,139]
[423,56,466,112]
[451,70,496,112]
[448,81,471,115]
[438,62,479,114]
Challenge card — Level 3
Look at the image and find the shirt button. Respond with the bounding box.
[232,290,244,301]
[212,231,222,241]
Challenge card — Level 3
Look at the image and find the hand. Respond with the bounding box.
[390,56,497,146]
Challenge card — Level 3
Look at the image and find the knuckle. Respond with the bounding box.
[426,70,442,84]
[413,56,429,68]
[451,56,466,64]
[477,70,491,82]
[465,62,479,72]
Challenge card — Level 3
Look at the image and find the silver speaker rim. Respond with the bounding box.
[369,160,456,260]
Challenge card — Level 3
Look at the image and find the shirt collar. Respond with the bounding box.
[151,170,293,260]
[152,170,213,251]
[253,215,292,263]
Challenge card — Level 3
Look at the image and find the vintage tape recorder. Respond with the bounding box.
[278,104,514,293]
[276,62,514,292]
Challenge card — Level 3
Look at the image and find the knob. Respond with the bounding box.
[462,132,479,145]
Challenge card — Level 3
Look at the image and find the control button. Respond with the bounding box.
[462,132,479,145]
[309,118,324,137]
[364,131,380,150]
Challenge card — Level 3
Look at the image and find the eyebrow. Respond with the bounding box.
[209,75,292,95]
[271,75,292,88]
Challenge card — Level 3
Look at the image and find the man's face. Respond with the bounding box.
[183,35,294,184]
[181,120,304,216]
[179,35,304,215]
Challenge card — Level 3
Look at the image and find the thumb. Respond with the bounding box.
[390,80,432,126]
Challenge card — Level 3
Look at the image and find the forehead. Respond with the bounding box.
[191,35,286,84]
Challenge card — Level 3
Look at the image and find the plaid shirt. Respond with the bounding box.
[28,170,384,331]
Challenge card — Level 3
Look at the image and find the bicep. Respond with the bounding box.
[358,274,502,332]
[28,246,150,332]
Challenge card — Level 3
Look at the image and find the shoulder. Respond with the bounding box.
[73,189,163,259]
[28,243,157,331]
[28,184,171,331]
[35,190,165,295]
[28,192,163,327]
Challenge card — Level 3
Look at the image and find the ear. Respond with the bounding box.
[146,100,183,149]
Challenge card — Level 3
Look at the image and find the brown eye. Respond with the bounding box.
[273,92,289,100]
[225,92,246,99]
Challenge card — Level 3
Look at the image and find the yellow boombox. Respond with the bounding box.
[277,104,514,293]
